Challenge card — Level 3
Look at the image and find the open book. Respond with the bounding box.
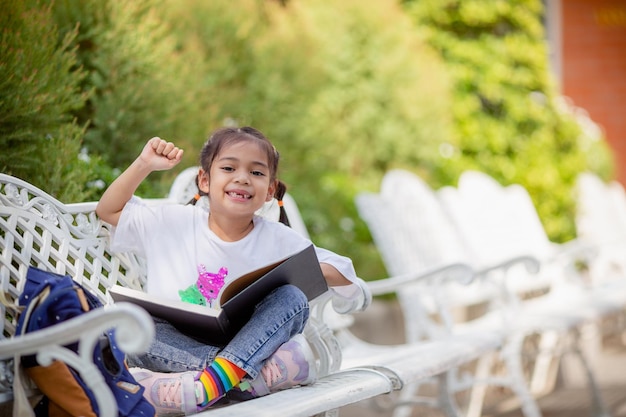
[108,245,327,346]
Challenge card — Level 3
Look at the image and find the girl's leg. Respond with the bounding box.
[133,285,310,414]
[196,284,310,405]
[228,332,317,399]
[126,316,220,372]
[220,284,310,378]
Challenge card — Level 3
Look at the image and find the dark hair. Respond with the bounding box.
[188,126,290,227]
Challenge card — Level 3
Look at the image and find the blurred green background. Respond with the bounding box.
[1,0,614,281]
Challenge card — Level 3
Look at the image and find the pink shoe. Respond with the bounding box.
[130,368,220,416]
[231,333,317,400]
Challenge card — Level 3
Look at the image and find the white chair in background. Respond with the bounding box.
[356,172,543,417]
[356,169,616,417]
[438,170,619,413]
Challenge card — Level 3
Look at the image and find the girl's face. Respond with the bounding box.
[198,140,276,220]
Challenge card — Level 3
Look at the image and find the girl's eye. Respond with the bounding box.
[251,170,265,177]
[221,166,235,172]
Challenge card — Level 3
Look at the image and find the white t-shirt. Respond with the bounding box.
[110,197,359,307]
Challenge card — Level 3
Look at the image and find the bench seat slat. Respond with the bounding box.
[199,368,395,417]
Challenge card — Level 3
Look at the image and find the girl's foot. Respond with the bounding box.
[130,368,223,415]
[229,334,317,400]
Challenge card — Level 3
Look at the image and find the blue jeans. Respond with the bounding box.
[126,285,309,379]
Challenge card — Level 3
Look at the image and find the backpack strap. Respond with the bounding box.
[12,362,34,417]
[12,285,51,417]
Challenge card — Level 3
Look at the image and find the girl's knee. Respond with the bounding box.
[273,284,308,306]
[263,284,309,329]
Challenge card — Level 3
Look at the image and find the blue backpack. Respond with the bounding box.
[15,267,155,417]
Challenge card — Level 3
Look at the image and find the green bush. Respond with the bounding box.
[403,0,614,242]
[198,0,455,279]
[49,0,203,197]
[0,0,94,201]
[5,0,614,280]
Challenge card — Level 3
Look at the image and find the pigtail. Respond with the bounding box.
[187,193,204,205]
[274,181,291,227]
[186,174,208,205]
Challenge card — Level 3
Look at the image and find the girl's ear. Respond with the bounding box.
[198,168,210,194]
[266,180,277,202]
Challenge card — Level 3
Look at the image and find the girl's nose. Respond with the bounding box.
[234,171,250,184]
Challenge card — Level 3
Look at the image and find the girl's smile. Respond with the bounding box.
[226,190,252,201]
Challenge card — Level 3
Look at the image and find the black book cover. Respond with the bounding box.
[108,245,327,346]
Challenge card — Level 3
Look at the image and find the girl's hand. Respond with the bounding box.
[96,137,183,226]
[140,137,184,171]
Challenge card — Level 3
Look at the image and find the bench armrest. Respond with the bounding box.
[0,303,154,417]
[366,262,475,297]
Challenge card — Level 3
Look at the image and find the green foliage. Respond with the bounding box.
[151,0,269,153]
[4,0,616,279]
[49,0,200,189]
[0,0,94,201]
[246,1,455,279]
[403,0,614,241]
[263,1,453,180]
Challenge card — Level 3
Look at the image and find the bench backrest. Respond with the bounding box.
[356,170,493,341]
[438,171,556,293]
[354,169,560,341]
[440,171,554,264]
[0,174,146,338]
[576,171,626,247]
[576,172,626,284]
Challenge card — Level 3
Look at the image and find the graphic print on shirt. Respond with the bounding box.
[178,265,228,308]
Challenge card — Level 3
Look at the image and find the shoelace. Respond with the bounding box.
[157,379,183,408]
[260,358,285,387]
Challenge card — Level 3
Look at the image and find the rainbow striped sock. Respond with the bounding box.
[198,357,247,405]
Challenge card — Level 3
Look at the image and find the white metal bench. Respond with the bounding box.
[0,172,365,415]
[0,171,505,417]
[355,169,623,417]
[355,178,542,417]
[0,174,155,417]
[438,171,624,404]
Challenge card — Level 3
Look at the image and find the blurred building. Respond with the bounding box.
[545,0,626,184]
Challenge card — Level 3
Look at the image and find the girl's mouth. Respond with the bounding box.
[227,191,251,199]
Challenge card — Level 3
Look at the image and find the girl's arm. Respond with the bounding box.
[96,137,183,226]
[320,263,352,287]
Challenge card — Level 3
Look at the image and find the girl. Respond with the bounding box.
[96,127,360,415]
